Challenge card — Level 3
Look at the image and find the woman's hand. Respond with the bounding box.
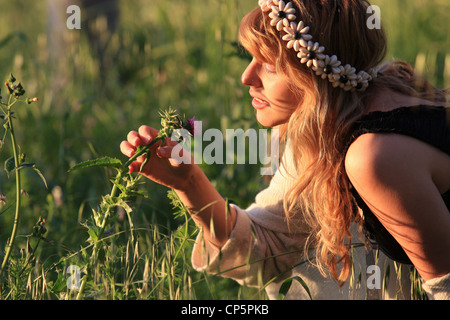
[120,125,196,190]
[121,124,236,247]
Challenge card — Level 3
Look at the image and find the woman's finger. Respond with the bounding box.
[127,130,144,147]
[138,125,160,145]
[120,141,136,158]
[128,161,142,174]
[157,145,193,166]
[156,146,173,159]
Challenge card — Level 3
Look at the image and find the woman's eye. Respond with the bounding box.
[264,64,277,73]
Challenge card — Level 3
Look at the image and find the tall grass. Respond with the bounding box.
[0,0,448,300]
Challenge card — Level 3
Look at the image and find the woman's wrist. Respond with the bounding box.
[171,164,203,193]
[173,165,221,216]
[173,166,236,248]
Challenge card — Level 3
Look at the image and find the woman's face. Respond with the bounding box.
[241,57,299,127]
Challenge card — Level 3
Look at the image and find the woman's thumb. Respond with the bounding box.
[157,144,192,166]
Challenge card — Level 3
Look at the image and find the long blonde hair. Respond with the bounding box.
[239,0,449,283]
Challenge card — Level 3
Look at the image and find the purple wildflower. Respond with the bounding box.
[184,117,197,136]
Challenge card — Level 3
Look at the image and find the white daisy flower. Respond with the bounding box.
[269,1,297,31]
[368,67,378,79]
[354,71,372,91]
[297,41,326,68]
[314,55,342,81]
[259,0,376,92]
[334,64,357,91]
[282,21,313,52]
[259,0,274,12]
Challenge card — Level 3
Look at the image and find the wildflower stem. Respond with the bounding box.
[123,136,165,169]
[0,101,23,279]
[76,109,184,299]
[76,136,164,299]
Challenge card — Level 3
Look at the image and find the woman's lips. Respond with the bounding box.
[252,97,269,109]
[250,93,270,110]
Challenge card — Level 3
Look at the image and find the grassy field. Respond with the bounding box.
[0,0,448,300]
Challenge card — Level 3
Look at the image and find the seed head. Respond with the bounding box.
[26,97,39,104]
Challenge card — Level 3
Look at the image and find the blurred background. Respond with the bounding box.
[0,0,448,299]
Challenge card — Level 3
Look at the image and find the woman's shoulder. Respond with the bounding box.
[346,125,450,196]
[345,132,426,180]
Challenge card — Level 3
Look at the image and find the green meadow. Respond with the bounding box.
[0,0,448,300]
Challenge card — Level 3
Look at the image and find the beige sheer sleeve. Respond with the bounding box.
[422,273,450,300]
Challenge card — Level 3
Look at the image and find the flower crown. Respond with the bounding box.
[258,0,378,92]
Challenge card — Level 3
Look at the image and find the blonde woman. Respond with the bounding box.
[120,0,449,299]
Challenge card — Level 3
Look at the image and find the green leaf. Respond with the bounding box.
[50,272,67,294]
[8,73,16,83]
[32,166,48,189]
[139,150,152,172]
[68,157,123,172]
[102,194,133,214]
[277,276,312,300]
[277,278,292,300]
[87,225,101,243]
[6,162,48,188]
[4,156,15,176]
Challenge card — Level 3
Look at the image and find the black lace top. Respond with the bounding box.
[347,105,450,264]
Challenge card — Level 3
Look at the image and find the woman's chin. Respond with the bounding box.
[255,110,287,128]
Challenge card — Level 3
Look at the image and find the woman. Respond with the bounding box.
[120,0,449,299]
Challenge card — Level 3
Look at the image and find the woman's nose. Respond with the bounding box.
[241,59,262,87]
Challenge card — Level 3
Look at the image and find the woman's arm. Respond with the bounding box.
[345,133,450,281]
[173,165,237,248]
[120,125,236,248]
